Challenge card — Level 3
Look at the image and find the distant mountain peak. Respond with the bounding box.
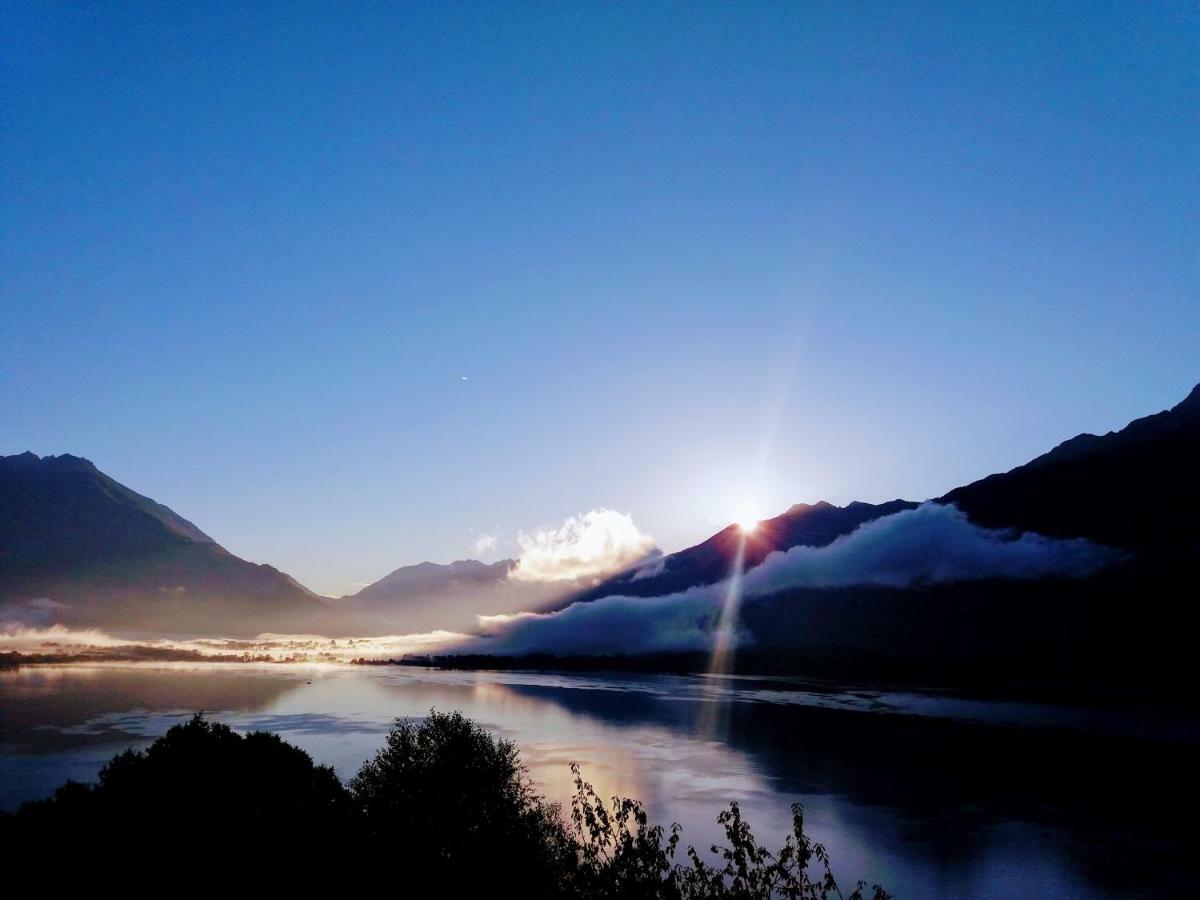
[345,557,517,602]
[338,555,564,635]
[1,451,96,473]
[0,452,320,632]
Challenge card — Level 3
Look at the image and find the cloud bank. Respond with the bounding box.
[0,623,468,663]
[509,508,655,582]
[468,503,1120,656]
[737,501,1115,593]
[475,585,723,655]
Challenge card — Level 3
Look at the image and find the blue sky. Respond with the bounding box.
[3,2,1196,595]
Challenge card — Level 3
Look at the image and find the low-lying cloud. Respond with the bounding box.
[738,501,1116,592]
[0,624,468,664]
[468,503,1121,656]
[630,551,666,581]
[509,508,656,582]
[475,586,722,655]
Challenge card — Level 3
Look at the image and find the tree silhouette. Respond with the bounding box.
[10,713,354,861]
[350,709,576,892]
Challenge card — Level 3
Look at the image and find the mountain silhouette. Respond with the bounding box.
[0,452,321,632]
[694,382,1200,693]
[348,558,516,603]
[941,383,1200,550]
[554,383,1199,611]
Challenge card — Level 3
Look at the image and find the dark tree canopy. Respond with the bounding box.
[350,709,576,892]
[9,713,355,866]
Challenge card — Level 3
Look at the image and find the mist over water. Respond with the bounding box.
[0,625,469,662]
[1,663,1190,899]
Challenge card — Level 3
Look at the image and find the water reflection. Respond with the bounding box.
[1,663,1191,899]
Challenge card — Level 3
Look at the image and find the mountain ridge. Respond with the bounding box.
[336,556,572,634]
[342,558,517,603]
[940,382,1199,550]
[522,381,1197,630]
[0,452,321,633]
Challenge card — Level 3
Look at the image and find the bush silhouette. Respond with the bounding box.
[350,709,575,891]
[11,713,354,859]
[566,764,890,900]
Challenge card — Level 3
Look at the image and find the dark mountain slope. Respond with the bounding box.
[0,453,321,632]
[941,383,1200,550]
[1,453,215,571]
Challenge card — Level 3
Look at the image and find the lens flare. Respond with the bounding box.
[696,529,749,740]
[707,530,748,678]
[735,503,762,535]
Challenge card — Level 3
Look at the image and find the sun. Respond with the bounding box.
[735,507,761,534]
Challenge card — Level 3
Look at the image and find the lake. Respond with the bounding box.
[0,663,1191,897]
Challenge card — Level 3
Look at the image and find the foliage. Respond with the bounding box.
[350,709,576,892]
[565,764,890,900]
[9,714,353,847]
[5,710,890,898]
[566,762,682,898]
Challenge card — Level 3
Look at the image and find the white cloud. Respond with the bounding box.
[509,508,656,582]
[475,587,719,655]
[738,501,1116,592]
[474,533,498,555]
[630,552,666,580]
[466,503,1121,656]
[0,622,127,649]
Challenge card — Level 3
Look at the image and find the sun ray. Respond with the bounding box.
[697,529,751,739]
[707,530,748,678]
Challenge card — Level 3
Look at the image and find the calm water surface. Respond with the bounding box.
[0,663,1191,898]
